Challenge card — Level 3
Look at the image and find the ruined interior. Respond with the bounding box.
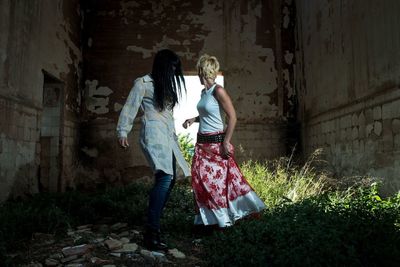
[0,0,399,202]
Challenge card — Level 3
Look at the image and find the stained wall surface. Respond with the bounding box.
[80,0,296,186]
[0,0,82,201]
[295,0,400,193]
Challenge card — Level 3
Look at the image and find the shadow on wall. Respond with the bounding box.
[6,163,40,201]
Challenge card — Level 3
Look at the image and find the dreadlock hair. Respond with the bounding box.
[151,49,186,111]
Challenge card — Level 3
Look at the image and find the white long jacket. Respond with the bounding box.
[117,74,190,177]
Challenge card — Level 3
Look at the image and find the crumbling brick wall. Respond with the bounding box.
[80,0,296,187]
[0,0,83,201]
[295,0,400,193]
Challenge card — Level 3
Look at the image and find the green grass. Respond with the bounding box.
[0,154,399,266]
[203,183,400,266]
[242,149,330,207]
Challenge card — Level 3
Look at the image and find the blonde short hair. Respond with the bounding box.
[196,54,220,80]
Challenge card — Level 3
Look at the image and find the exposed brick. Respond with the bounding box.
[359,140,365,153]
[352,127,359,140]
[383,133,393,152]
[366,124,373,137]
[365,108,373,124]
[352,140,359,152]
[392,99,400,118]
[351,113,358,126]
[373,106,382,120]
[382,102,393,120]
[392,119,400,134]
[340,115,351,129]
[394,134,400,150]
[373,121,382,136]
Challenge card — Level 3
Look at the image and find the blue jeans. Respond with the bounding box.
[147,157,176,231]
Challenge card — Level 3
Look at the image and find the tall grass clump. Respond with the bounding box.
[241,149,328,207]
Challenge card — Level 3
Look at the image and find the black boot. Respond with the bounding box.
[143,228,168,251]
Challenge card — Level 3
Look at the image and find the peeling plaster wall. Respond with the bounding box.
[0,0,82,201]
[81,0,296,185]
[295,0,400,193]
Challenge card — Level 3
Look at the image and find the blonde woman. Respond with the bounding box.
[183,54,265,228]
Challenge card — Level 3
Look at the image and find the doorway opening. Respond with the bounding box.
[39,71,63,192]
[174,75,224,143]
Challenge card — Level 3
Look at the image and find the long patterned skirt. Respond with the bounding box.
[191,141,266,227]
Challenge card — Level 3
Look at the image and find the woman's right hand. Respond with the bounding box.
[182,117,196,129]
[119,137,129,149]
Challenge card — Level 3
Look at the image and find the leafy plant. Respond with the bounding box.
[178,133,195,165]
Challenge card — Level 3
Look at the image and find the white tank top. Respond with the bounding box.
[197,84,225,133]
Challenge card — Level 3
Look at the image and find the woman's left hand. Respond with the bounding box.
[221,141,232,158]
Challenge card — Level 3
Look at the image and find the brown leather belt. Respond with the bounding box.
[197,133,225,143]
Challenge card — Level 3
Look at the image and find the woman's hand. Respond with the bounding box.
[119,137,129,149]
[221,141,233,158]
[183,117,196,129]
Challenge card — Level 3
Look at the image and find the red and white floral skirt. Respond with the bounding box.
[191,140,266,227]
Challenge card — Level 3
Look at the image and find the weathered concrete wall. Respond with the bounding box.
[295,0,400,193]
[0,0,82,201]
[80,0,296,186]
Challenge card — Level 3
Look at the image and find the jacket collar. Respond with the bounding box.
[143,74,153,83]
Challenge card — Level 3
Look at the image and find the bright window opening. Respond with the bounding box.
[174,75,224,143]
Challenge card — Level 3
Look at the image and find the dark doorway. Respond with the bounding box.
[39,71,63,192]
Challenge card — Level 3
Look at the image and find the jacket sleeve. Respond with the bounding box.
[116,79,146,138]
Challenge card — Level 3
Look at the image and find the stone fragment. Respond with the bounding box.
[140,249,155,261]
[24,263,43,267]
[168,248,186,259]
[92,237,105,244]
[90,257,112,264]
[104,238,123,250]
[67,231,75,236]
[77,224,93,230]
[109,233,120,239]
[110,222,128,231]
[76,228,92,233]
[114,243,138,253]
[131,230,140,235]
[119,231,130,237]
[120,237,130,244]
[61,255,79,263]
[119,237,129,244]
[62,244,92,257]
[49,253,63,260]
[44,258,58,266]
[152,251,167,262]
